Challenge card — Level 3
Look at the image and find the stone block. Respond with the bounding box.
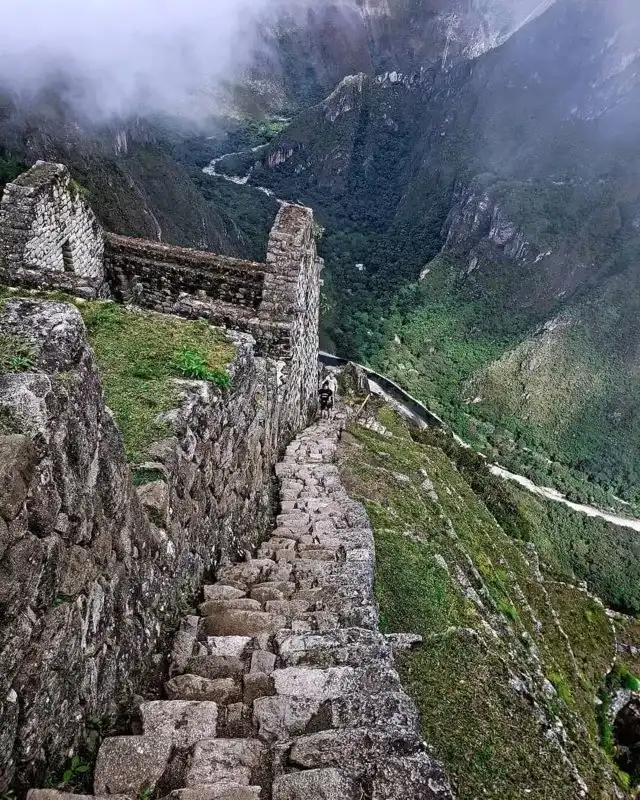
[199,598,262,616]
[272,768,357,800]
[165,674,241,705]
[203,585,247,601]
[203,610,287,638]
[250,650,276,674]
[140,700,218,748]
[0,435,37,521]
[186,655,247,680]
[272,667,355,701]
[94,735,172,795]
[185,738,265,788]
[205,636,253,658]
[243,672,276,704]
[253,695,324,742]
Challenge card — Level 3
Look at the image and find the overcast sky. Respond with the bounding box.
[0,0,281,120]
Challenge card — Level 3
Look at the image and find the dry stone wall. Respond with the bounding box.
[27,414,454,800]
[0,162,107,298]
[104,233,266,327]
[0,299,290,791]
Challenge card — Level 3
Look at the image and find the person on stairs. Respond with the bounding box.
[319,373,338,419]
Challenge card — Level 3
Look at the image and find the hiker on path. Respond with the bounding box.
[318,376,336,419]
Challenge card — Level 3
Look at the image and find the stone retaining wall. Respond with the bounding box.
[26,414,454,800]
[0,299,290,790]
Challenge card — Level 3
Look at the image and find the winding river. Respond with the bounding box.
[203,151,640,536]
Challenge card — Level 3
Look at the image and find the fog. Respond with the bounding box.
[0,0,286,121]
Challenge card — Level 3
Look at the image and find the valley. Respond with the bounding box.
[1,0,640,795]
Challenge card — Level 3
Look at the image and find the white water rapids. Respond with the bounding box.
[203,146,286,205]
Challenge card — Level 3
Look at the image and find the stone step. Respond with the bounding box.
[168,787,261,800]
[26,415,453,800]
[166,674,241,704]
[185,738,266,789]
[94,701,219,795]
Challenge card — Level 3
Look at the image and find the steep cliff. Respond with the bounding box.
[243,0,640,505]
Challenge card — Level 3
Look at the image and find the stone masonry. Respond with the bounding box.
[0,300,286,790]
[28,414,453,800]
[0,162,106,297]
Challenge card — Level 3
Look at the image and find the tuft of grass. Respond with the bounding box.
[496,597,518,622]
[172,346,231,389]
[79,302,234,462]
[0,333,35,373]
[132,467,166,487]
[548,672,574,706]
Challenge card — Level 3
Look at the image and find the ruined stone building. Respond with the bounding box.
[0,162,452,800]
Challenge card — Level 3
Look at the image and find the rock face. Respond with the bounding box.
[28,413,453,800]
[0,291,312,790]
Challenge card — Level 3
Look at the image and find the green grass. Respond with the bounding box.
[79,303,234,462]
[337,402,623,798]
[0,333,36,373]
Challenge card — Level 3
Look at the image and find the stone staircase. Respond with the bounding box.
[29,416,453,800]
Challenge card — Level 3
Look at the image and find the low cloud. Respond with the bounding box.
[0,0,281,121]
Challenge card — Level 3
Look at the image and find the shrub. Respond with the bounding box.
[172,346,230,389]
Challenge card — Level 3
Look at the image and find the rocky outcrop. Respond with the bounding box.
[27,414,453,800]
[441,182,534,275]
[0,298,295,790]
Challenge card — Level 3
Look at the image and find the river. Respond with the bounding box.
[205,152,640,537]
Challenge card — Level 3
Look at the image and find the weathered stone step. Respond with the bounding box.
[185,738,266,789]
[94,701,219,795]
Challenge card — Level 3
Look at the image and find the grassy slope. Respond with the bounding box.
[337,398,640,798]
[0,290,235,462]
[79,302,235,462]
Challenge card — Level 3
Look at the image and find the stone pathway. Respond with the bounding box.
[29,416,453,800]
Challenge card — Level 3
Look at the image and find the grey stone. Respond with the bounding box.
[186,656,246,680]
[253,695,323,742]
[140,700,218,748]
[204,611,287,637]
[272,768,357,800]
[166,675,241,705]
[93,735,172,795]
[185,738,265,788]
[273,667,356,700]
[203,585,247,601]
[0,435,37,521]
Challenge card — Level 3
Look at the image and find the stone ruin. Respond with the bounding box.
[0,162,106,297]
[0,162,453,799]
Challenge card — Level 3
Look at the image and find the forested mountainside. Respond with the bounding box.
[230,0,640,509]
